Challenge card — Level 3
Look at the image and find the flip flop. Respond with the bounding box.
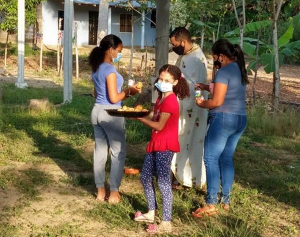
[192,205,218,218]
[134,211,154,223]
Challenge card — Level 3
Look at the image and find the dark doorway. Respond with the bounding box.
[89,11,98,45]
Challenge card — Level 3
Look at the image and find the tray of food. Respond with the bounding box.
[106,105,150,118]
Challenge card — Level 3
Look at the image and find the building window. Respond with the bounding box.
[151,10,156,28]
[120,14,132,32]
[58,10,64,31]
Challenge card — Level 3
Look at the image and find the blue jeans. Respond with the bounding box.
[204,112,247,205]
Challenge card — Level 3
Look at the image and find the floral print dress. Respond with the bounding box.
[171,45,208,187]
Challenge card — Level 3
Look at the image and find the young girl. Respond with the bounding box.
[89,34,140,204]
[133,64,190,233]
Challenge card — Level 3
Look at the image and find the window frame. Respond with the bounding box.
[119,13,132,33]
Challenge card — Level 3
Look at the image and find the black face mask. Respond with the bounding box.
[173,44,185,55]
[213,56,222,69]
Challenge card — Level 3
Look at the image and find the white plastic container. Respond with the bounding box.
[128,79,135,87]
[195,89,202,98]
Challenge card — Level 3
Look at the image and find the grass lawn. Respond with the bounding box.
[0,82,299,237]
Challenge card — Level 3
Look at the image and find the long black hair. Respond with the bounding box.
[88,34,122,72]
[212,39,249,85]
[155,64,190,100]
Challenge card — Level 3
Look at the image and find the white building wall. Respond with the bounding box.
[42,1,156,47]
[110,7,156,47]
[42,0,62,46]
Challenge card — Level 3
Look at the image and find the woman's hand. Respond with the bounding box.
[194,83,209,91]
[195,96,205,107]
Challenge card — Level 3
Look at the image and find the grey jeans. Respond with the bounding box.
[91,104,126,191]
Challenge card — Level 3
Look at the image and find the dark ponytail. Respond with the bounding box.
[155,64,190,100]
[212,39,249,85]
[233,44,249,85]
[88,34,122,72]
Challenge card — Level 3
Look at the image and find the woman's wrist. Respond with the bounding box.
[125,88,131,98]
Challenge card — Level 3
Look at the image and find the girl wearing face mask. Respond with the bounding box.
[88,34,141,204]
[133,64,189,234]
[193,39,249,217]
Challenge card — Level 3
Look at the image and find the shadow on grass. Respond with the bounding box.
[0,84,96,196]
[235,133,300,211]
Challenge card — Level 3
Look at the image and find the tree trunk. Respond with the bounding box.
[39,34,43,72]
[75,22,79,80]
[57,18,63,74]
[216,18,221,40]
[129,10,134,80]
[253,30,261,106]
[153,0,170,103]
[200,28,205,49]
[4,31,9,68]
[155,0,170,76]
[240,28,244,49]
[272,0,283,112]
[97,0,109,45]
[232,0,245,49]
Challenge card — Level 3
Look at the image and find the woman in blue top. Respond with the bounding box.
[192,39,249,217]
[89,34,140,204]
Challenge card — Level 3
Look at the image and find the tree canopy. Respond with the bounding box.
[0,0,44,34]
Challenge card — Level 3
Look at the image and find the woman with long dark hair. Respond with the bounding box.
[192,39,249,217]
[89,34,140,204]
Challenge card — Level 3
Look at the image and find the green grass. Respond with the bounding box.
[0,83,299,236]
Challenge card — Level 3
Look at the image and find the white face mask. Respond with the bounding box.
[155,81,174,92]
[112,53,122,63]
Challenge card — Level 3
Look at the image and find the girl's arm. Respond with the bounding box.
[137,112,171,131]
[196,82,227,109]
[107,73,140,103]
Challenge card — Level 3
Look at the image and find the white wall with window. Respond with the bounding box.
[110,7,156,47]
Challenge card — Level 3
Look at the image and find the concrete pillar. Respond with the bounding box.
[141,11,145,49]
[16,0,27,88]
[108,8,111,34]
[63,0,74,103]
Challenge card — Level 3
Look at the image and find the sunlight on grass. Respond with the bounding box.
[0,84,299,236]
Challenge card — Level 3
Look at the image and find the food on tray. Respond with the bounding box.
[136,82,143,89]
[117,105,148,112]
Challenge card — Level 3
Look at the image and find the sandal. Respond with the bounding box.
[146,222,172,234]
[134,211,154,223]
[192,205,218,218]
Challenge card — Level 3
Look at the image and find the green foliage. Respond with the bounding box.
[227,13,300,73]
[170,0,188,28]
[0,0,44,33]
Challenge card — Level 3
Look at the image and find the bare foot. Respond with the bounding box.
[96,187,106,202]
[108,191,121,204]
[159,221,172,232]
